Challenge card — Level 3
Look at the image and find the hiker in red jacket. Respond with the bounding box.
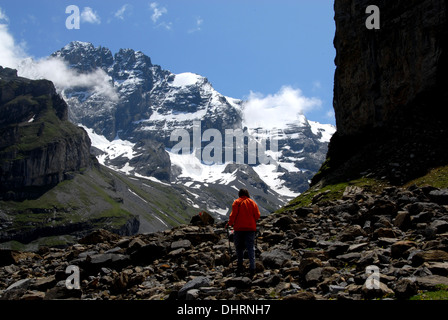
[225,188,261,276]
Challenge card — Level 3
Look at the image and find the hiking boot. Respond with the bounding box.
[236,265,245,276]
[249,269,256,278]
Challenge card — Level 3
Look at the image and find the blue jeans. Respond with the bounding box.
[233,231,256,270]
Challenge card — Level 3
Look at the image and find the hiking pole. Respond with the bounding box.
[226,226,233,257]
[255,227,261,258]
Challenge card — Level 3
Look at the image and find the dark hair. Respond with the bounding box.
[238,188,250,198]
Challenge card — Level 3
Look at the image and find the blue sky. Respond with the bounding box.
[0,1,336,125]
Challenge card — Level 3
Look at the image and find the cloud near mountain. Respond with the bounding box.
[242,86,322,131]
[0,18,117,101]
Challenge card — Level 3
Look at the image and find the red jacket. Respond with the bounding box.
[228,196,260,231]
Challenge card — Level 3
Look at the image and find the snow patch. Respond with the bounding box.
[80,125,137,165]
[167,149,237,185]
[309,120,336,143]
[278,162,300,173]
[171,72,202,87]
[149,109,207,122]
[134,172,171,186]
[128,188,148,203]
[153,214,169,228]
[208,207,229,216]
[253,164,299,198]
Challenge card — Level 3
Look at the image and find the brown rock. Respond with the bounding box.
[361,282,394,299]
[391,240,417,258]
[298,257,322,276]
[394,211,411,230]
[426,262,448,276]
[79,229,120,245]
[339,225,367,241]
[20,290,45,301]
[283,291,316,300]
[373,228,400,239]
[31,275,57,291]
[414,275,448,290]
[412,250,448,266]
[190,211,214,226]
[394,279,418,300]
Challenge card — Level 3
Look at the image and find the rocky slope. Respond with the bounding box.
[313,0,448,187]
[1,184,447,301]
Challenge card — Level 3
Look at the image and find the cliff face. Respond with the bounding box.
[0,67,93,200]
[313,0,448,186]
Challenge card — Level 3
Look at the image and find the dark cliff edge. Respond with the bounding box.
[0,67,144,245]
[0,66,94,200]
[312,0,448,187]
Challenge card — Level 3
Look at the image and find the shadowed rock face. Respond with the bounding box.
[333,0,448,136]
[315,0,448,186]
[0,67,93,200]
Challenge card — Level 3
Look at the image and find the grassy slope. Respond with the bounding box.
[279,165,448,214]
[0,164,198,250]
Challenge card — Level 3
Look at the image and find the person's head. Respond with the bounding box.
[238,188,250,198]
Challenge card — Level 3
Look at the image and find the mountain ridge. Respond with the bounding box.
[49,40,335,215]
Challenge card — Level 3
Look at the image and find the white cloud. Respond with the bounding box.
[312,80,322,91]
[325,109,335,119]
[0,20,27,68]
[0,22,117,102]
[114,4,130,20]
[18,57,118,102]
[150,2,167,23]
[188,17,203,33]
[81,7,101,24]
[157,21,172,30]
[242,86,322,130]
[0,7,9,23]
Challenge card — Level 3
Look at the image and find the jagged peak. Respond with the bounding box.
[114,48,152,67]
[56,41,113,58]
[62,41,95,51]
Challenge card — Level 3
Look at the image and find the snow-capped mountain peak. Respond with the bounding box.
[49,41,334,221]
[171,72,203,87]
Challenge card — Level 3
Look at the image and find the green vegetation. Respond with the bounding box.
[112,172,193,227]
[277,177,388,213]
[410,285,448,300]
[404,165,448,189]
[0,164,200,250]
[0,235,76,251]
[1,93,81,163]
[277,162,448,215]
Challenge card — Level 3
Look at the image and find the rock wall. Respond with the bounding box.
[333,0,448,136]
[314,0,448,186]
[0,67,93,199]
